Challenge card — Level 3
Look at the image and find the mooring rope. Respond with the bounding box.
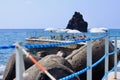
[0,35,106,49]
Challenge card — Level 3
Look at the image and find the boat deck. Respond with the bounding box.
[26,38,85,43]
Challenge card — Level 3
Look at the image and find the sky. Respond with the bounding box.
[0,0,120,29]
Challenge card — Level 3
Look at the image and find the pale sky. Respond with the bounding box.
[0,0,120,29]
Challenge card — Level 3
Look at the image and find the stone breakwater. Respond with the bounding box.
[3,39,120,80]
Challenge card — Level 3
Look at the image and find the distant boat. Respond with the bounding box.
[25,28,86,45]
[89,27,108,33]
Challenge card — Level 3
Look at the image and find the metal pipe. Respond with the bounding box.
[15,42,25,80]
[105,32,109,80]
[87,33,92,80]
[114,36,117,79]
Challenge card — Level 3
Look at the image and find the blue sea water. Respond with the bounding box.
[0,29,45,65]
[0,29,45,78]
[0,29,120,78]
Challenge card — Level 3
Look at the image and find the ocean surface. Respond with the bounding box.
[0,29,120,78]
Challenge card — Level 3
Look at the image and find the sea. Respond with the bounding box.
[0,29,120,79]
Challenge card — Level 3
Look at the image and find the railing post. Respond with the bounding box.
[105,32,109,80]
[87,33,92,80]
[15,42,25,80]
[114,36,117,79]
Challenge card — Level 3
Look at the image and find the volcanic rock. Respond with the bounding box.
[66,39,120,80]
[3,54,40,80]
[36,51,48,58]
[22,55,80,80]
[66,12,88,32]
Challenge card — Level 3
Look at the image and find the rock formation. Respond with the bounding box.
[19,55,80,80]
[66,39,120,80]
[66,12,88,32]
[3,54,41,80]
